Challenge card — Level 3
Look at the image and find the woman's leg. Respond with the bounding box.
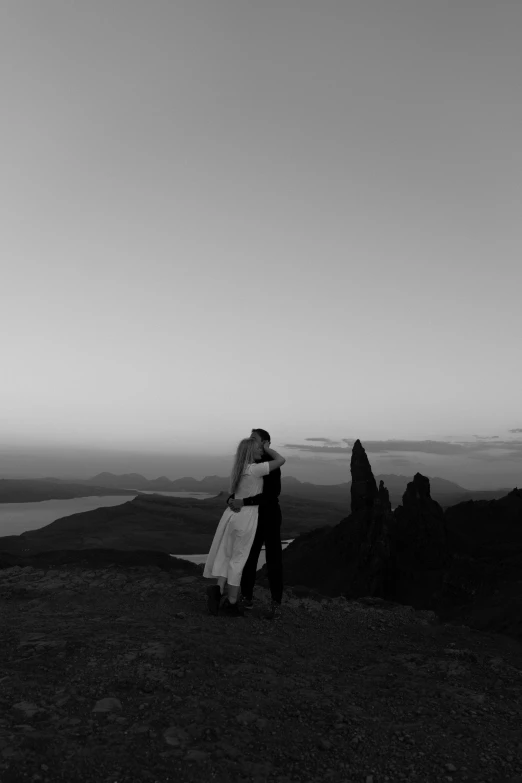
[227,584,240,604]
[216,576,227,594]
[228,511,257,604]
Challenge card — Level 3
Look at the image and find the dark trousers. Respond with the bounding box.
[240,505,283,603]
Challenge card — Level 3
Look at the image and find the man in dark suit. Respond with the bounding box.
[227,428,283,619]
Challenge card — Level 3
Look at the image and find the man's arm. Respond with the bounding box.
[241,492,264,506]
[228,453,282,511]
[229,481,282,510]
[226,493,262,504]
[227,491,263,511]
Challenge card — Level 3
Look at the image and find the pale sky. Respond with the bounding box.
[1,1,521,489]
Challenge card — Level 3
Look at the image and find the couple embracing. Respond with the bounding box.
[203,428,286,619]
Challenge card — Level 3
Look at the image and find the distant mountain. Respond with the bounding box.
[84,473,230,493]
[88,472,154,490]
[280,474,514,508]
[78,470,480,494]
[0,479,137,504]
[373,474,463,494]
[24,472,513,509]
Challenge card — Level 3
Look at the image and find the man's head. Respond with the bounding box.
[251,428,271,447]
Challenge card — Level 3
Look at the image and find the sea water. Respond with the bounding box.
[0,491,214,537]
[0,491,292,569]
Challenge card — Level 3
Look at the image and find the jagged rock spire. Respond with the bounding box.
[392,471,449,603]
[350,439,379,513]
[402,472,433,504]
[377,479,391,511]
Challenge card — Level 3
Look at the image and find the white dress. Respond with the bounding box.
[203,461,270,586]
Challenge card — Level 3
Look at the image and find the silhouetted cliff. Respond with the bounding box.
[257,442,522,641]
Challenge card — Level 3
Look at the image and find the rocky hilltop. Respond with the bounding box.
[1,548,522,783]
[258,440,522,644]
[2,441,521,647]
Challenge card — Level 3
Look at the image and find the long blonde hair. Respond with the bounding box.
[230,437,258,495]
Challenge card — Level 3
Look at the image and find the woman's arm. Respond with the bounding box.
[263,446,285,472]
[228,449,285,511]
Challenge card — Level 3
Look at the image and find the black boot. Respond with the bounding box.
[262,600,282,621]
[206,585,222,616]
[220,598,244,617]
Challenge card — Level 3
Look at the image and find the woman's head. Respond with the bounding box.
[236,436,259,466]
[229,436,261,495]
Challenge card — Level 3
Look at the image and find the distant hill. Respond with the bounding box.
[41,473,231,493]
[0,479,137,504]
[53,471,511,509]
[83,473,228,492]
[0,492,348,556]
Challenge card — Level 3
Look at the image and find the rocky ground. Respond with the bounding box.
[1,559,522,783]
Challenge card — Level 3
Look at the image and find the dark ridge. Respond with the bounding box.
[0,548,201,574]
[256,444,522,644]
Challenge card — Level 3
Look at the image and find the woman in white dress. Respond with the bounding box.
[204,436,285,616]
